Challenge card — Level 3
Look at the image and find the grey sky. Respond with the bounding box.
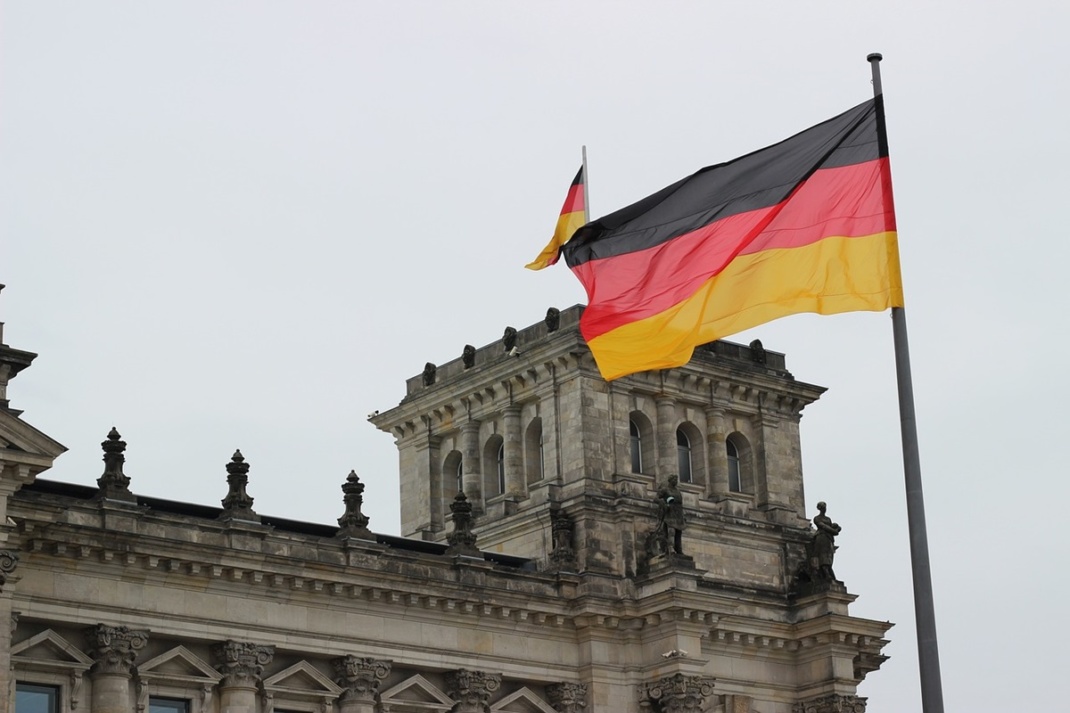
[3,2,1067,711]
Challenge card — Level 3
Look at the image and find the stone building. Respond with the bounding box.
[0,298,890,713]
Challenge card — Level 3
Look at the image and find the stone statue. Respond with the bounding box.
[462,344,476,369]
[422,362,436,386]
[810,501,841,580]
[655,475,686,555]
[545,307,561,333]
[502,327,518,352]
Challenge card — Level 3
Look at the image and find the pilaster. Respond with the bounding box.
[502,405,523,496]
[461,420,483,512]
[444,669,501,713]
[213,640,274,713]
[332,656,392,713]
[655,396,676,477]
[85,625,148,713]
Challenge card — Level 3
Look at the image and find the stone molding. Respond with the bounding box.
[637,674,715,713]
[445,669,501,713]
[212,640,274,688]
[546,682,587,713]
[331,655,392,703]
[83,624,149,676]
[792,694,867,713]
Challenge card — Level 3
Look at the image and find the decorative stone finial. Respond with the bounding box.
[547,682,587,713]
[220,450,259,522]
[462,344,476,369]
[637,673,715,713]
[445,669,501,713]
[502,326,518,352]
[422,362,437,386]
[331,656,392,704]
[337,470,373,540]
[545,307,561,333]
[84,625,149,677]
[212,640,274,688]
[445,492,480,557]
[96,427,136,502]
[792,693,867,713]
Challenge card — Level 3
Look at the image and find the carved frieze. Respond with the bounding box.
[84,625,149,676]
[637,673,715,713]
[445,669,501,713]
[331,655,392,703]
[546,682,587,713]
[792,694,867,713]
[212,640,274,688]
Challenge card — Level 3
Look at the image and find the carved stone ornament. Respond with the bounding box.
[637,674,715,713]
[220,450,259,522]
[502,326,518,352]
[546,682,587,713]
[445,492,480,557]
[445,669,501,713]
[96,427,136,502]
[545,307,561,333]
[462,344,476,369]
[548,507,577,571]
[792,694,867,713]
[212,640,274,688]
[84,624,149,676]
[337,470,373,539]
[331,655,392,703]
[749,339,767,364]
[0,549,18,590]
[423,362,437,386]
[793,501,845,596]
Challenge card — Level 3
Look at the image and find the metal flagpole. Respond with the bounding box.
[581,145,590,223]
[867,52,945,713]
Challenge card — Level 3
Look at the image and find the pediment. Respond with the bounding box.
[263,661,342,697]
[491,688,557,713]
[380,674,454,710]
[138,646,221,683]
[11,629,93,668]
[0,410,66,461]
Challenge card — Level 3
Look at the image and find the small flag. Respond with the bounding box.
[526,166,586,271]
[561,98,903,381]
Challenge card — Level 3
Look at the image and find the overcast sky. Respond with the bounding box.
[3,2,1067,711]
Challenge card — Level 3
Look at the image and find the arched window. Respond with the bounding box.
[456,457,464,494]
[496,443,505,495]
[629,419,643,473]
[443,450,463,498]
[525,417,544,484]
[677,428,692,483]
[727,439,742,492]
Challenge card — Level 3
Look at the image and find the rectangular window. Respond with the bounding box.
[149,698,190,713]
[16,684,58,713]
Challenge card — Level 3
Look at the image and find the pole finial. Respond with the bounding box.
[867,52,883,62]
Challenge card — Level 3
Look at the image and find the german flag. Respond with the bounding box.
[526,166,586,271]
[562,98,903,381]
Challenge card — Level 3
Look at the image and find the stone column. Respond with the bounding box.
[0,552,20,713]
[212,640,275,713]
[655,397,677,477]
[460,421,483,512]
[637,674,715,713]
[84,625,148,713]
[502,405,523,497]
[445,669,501,713]
[546,682,587,713]
[705,407,727,498]
[331,656,392,713]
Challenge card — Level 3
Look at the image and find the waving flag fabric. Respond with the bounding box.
[526,166,586,271]
[562,98,903,381]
